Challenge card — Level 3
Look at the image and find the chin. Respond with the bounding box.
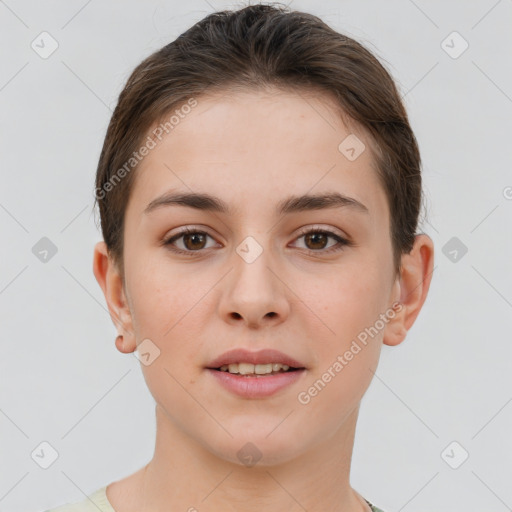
[203,428,310,468]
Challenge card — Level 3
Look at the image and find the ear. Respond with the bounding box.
[383,234,434,346]
[92,241,137,354]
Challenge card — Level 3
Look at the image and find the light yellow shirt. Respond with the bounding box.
[43,487,115,512]
[43,485,386,512]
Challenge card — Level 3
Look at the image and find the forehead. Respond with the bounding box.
[126,88,388,223]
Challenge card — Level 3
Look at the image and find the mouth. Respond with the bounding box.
[209,362,303,377]
[204,348,307,397]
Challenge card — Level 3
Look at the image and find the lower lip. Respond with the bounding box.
[206,368,306,398]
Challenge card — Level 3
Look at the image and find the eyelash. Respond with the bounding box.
[163,226,352,256]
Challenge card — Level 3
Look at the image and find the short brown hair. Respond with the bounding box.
[94,2,424,278]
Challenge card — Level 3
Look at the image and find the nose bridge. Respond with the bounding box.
[219,234,289,326]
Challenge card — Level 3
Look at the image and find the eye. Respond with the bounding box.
[163,227,219,254]
[291,227,351,254]
[163,226,352,256]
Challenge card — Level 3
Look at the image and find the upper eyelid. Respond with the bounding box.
[167,225,346,239]
[295,225,347,238]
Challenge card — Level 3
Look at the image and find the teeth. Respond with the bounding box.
[219,363,291,375]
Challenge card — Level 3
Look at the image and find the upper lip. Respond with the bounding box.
[206,348,306,369]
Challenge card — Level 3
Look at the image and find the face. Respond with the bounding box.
[108,88,402,466]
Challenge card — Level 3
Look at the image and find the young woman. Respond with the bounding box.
[45,4,434,511]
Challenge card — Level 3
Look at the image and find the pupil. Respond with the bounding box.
[185,233,205,250]
[306,233,326,250]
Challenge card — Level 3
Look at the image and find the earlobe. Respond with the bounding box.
[383,234,435,347]
[93,241,137,353]
[115,334,134,354]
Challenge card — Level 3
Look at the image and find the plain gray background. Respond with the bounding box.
[1,1,511,511]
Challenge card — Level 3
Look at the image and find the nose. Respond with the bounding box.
[217,243,290,329]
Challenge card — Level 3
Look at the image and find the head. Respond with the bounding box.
[93,4,433,466]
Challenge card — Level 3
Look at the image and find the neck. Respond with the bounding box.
[135,404,370,512]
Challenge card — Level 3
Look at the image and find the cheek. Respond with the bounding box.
[300,262,389,335]
[295,260,389,393]
[128,265,210,401]
[126,257,219,369]
[125,256,191,343]
[294,268,385,422]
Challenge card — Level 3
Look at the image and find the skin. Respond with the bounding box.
[93,87,434,512]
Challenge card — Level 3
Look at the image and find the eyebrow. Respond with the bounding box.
[143,190,369,216]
